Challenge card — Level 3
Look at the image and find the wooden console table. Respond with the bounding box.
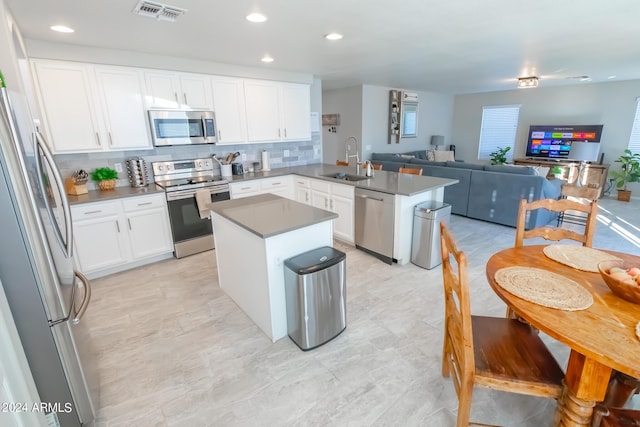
[513,158,609,197]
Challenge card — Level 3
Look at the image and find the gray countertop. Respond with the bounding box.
[209,193,338,239]
[68,163,458,205]
[228,164,457,196]
[67,185,164,205]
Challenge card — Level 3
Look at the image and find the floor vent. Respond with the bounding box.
[132,0,187,22]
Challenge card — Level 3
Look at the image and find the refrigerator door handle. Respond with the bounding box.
[34,131,73,258]
[71,270,91,325]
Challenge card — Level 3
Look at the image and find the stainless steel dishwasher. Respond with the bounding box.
[354,188,395,264]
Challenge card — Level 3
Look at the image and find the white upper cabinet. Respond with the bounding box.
[32,60,151,153]
[211,77,247,144]
[94,67,151,150]
[244,79,281,142]
[32,60,102,152]
[244,79,311,143]
[144,71,213,110]
[280,83,311,141]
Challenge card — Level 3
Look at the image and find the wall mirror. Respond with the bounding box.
[401,102,418,138]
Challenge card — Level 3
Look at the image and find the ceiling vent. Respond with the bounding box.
[132,1,187,22]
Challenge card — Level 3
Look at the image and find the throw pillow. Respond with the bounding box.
[426,150,435,161]
[397,154,415,159]
[433,150,455,162]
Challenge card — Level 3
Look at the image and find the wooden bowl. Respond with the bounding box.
[598,260,640,304]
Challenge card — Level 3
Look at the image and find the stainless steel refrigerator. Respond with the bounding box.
[0,72,96,425]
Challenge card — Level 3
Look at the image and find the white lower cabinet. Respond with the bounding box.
[260,176,293,199]
[71,193,172,276]
[293,177,311,205]
[310,179,354,243]
[329,183,355,244]
[230,175,353,243]
[229,176,293,200]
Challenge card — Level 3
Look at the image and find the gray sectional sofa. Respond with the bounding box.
[371,151,563,229]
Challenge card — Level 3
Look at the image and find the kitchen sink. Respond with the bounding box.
[321,173,370,182]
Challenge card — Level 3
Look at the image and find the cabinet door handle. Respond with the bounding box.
[330,199,334,210]
[84,210,102,215]
[116,220,120,233]
[278,129,281,138]
[108,132,113,146]
[241,186,251,190]
[127,218,132,230]
[137,202,153,206]
[218,130,222,140]
[324,199,328,208]
[284,128,287,138]
[183,93,188,105]
[305,193,309,202]
[272,182,280,186]
[174,92,179,103]
[95,133,101,146]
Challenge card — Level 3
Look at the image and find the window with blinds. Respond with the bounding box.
[628,99,640,153]
[477,105,521,161]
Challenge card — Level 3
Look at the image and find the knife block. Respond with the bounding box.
[64,177,88,195]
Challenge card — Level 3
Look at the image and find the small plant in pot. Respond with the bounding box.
[489,146,511,165]
[610,149,640,201]
[91,167,118,191]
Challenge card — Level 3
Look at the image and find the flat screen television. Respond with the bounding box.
[525,125,603,159]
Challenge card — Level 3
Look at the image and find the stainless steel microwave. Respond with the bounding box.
[148,110,217,146]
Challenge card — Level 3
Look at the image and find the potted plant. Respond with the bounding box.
[489,146,511,165]
[610,149,640,201]
[551,166,564,179]
[91,167,118,191]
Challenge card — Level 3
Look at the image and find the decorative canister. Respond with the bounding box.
[126,157,149,187]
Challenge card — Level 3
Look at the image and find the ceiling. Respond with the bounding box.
[5,0,640,94]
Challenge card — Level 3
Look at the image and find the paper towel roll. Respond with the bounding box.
[261,150,271,171]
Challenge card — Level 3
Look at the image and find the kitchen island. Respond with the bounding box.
[209,193,337,342]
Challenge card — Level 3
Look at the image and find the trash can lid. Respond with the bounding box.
[284,246,346,275]
[414,200,450,213]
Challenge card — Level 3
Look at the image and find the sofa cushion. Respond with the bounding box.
[446,161,484,170]
[433,150,455,162]
[372,159,404,172]
[404,150,428,160]
[483,164,536,175]
[371,153,402,162]
[408,158,448,167]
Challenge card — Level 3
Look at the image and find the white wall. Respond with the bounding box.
[322,84,455,163]
[452,80,640,192]
[322,85,362,164]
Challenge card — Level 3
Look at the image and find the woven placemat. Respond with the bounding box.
[495,266,593,311]
[543,245,622,272]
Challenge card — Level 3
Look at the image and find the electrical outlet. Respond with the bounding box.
[241,153,247,161]
[283,150,290,157]
[114,163,123,173]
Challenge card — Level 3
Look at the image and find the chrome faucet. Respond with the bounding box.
[344,136,360,174]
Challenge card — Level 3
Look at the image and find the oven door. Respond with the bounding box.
[165,190,230,244]
[149,110,217,146]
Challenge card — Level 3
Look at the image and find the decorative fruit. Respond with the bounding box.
[607,266,640,287]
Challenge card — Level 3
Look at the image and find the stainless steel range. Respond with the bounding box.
[152,158,230,258]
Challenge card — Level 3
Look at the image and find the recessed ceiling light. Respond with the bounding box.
[261,56,274,63]
[50,25,74,33]
[325,33,343,41]
[246,13,267,23]
[608,75,617,79]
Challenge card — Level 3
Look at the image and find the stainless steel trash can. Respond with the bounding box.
[411,201,451,269]
[284,246,346,351]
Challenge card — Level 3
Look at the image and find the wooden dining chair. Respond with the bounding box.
[591,405,640,427]
[515,198,598,247]
[439,222,564,427]
[336,160,349,166]
[399,166,422,176]
[370,163,383,170]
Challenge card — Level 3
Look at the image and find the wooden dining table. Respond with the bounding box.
[486,245,640,427]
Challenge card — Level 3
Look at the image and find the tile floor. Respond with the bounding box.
[88,196,640,427]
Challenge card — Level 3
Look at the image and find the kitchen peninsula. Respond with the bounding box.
[210,193,337,342]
